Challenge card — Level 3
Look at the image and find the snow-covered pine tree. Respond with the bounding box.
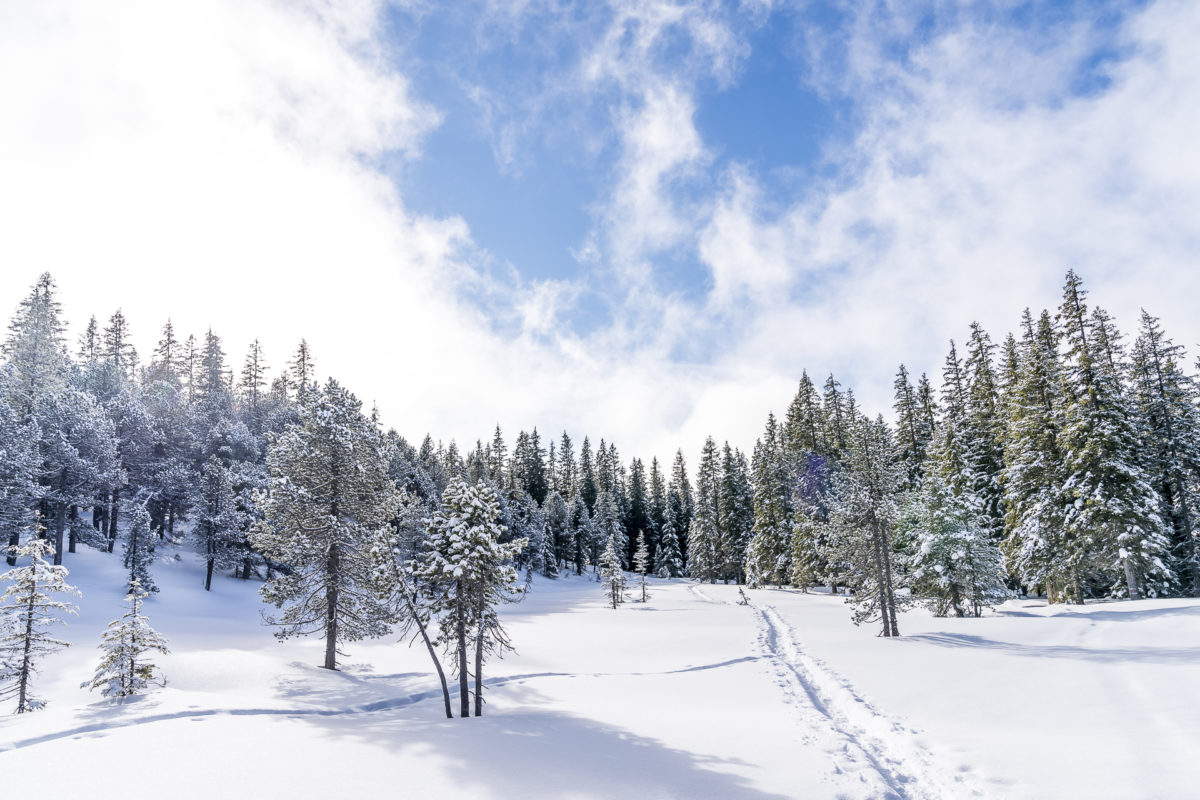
[193,455,241,591]
[826,415,905,636]
[893,364,930,488]
[0,537,79,712]
[85,580,169,699]
[633,530,650,602]
[907,471,1008,617]
[783,370,826,460]
[668,448,693,548]
[962,323,1007,545]
[1131,311,1200,595]
[2,273,70,413]
[251,379,401,670]
[718,444,754,584]
[654,505,684,577]
[0,374,40,560]
[593,490,626,569]
[625,458,653,566]
[413,478,524,717]
[746,413,792,587]
[1057,272,1172,599]
[122,505,158,594]
[688,437,721,582]
[599,532,627,609]
[1002,310,1072,599]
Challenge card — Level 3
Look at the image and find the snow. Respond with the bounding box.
[3,547,1199,799]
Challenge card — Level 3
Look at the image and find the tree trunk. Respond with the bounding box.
[68,505,79,554]
[881,529,900,637]
[869,527,892,637]
[106,489,119,554]
[456,581,469,718]
[1122,559,1141,600]
[473,605,485,717]
[324,541,339,670]
[17,575,36,713]
[403,587,453,719]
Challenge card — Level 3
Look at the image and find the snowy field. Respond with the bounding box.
[2,547,1198,799]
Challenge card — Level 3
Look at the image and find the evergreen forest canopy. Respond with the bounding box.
[1,269,1197,674]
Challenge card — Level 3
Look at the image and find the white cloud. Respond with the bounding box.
[3,0,1199,472]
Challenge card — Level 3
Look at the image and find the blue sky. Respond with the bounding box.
[1,0,1197,460]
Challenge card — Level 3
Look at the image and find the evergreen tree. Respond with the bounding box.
[579,436,598,512]
[668,449,694,559]
[746,414,792,587]
[193,455,241,591]
[962,322,1007,544]
[2,273,69,412]
[593,490,626,569]
[648,456,667,534]
[123,505,158,594]
[1002,309,1072,598]
[151,319,183,381]
[0,375,41,563]
[412,478,524,717]
[717,444,754,583]
[824,416,905,635]
[1057,272,1171,599]
[893,364,930,488]
[0,538,79,713]
[654,505,684,578]
[823,375,851,455]
[688,437,720,582]
[289,339,316,403]
[556,432,576,499]
[1131,311,1200,595]
[239,339,268,433]
[251,379,401,670]
[625,458,653,565]
[633,530,650,602]
[907,472,1008,617]
[33,387,121,564]
[599,532,627,609]
[784,371,825,459]
[101,309,138,380]
[85,580,169,699]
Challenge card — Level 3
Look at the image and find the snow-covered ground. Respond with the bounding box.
[3,547,1198,799]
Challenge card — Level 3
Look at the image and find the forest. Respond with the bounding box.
[2,268,1197,715]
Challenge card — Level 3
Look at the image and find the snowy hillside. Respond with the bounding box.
[2,548,1197,799]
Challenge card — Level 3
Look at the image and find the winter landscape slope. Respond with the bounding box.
[1,547,1198,799]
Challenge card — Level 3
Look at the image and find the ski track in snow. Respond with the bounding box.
[691,583,988,800]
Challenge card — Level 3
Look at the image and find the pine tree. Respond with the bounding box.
[1131,311,1200,595]
[85,580,169,699]
[717,444,754,583]
[593,490,626,569]
[907,472,1008,617]
[648,456,667,534]
[654,505,684,578]
[151,319,183,380]
[625,458,653,565]
[599,533,627,609]
[0,377,40,565]
[1057,272,1171,599]
[746,414,792,587]
[1002,310,1072,599]
[824,416,905,635]
[668,449,694,560]
[688,437,721,582]
[123,505,158,594]
[633,530,650,602]
[101,309,138,380]
[893,364,930,488]
[2,273,69,412]
[33,386,121,564]
[0,538,79,713]
[239,339,268,433]
[251,379,401,670]
[193,455,241,591]
[412,478,524,717]
[289,339,316,403]
[962,323,1007,544]
[783,371,825,459]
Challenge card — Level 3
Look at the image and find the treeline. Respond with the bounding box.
[1,270,1198,647]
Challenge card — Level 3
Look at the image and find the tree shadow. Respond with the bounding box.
[298,685,796,800]
[900,632,1200,664]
